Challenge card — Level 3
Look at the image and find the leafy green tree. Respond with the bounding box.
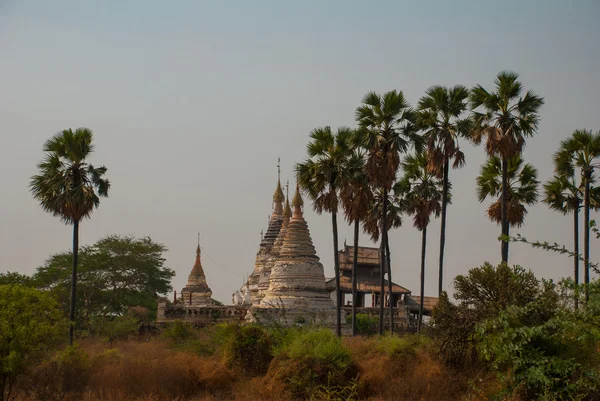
[355,90,421,334]
[477,154,539,238]
[417,85,471,295]
[0,285,66,401]
[33,235,174,330]
[431,263,556,367]
[554,129,600,302]
[101,312,140,348]
[396,152,444,331]
[340,150,372,336]
[0,272,34,287]
[296,126,355,337]
[30,128,110,345]
[470,72,544,263]
[477,281,599,400]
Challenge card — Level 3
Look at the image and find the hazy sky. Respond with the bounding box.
[1,1,599,303]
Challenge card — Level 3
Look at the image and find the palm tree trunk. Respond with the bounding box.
[438,157,449,295]
[574,205,580,309]
[385,235,394,334]
[332,211,342,337]
[418,225,427,333]
[352,219,359,336]
[584,173,591,303]
[379,187,389,335]
[501,157,509,264]
[69,219,79,345]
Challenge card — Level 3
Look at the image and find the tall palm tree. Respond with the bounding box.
[361,186,403,333]
[543,175,583,306]
[554,129,600,302]
[296,126,354,336]
[340,150,372,336]
[355,90,421,334]
[30,128,110,345]
[477,154,539,242]
[417,85,471,295]
[470,72,544,263]
[396,152,443,332]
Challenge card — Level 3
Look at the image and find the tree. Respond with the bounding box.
[554,129,600,302]
[33,235,174,330]
[0,285,66,401]
[396,152,444,331]
[361,186,403,332]
[0,272,34,287]
[30,128,110,345]
[340,150,372,336]
[477,154,539,239]
[417,85,471,295]
[470,72,544,263]
[355,90,421,334]
[431,263,556,367]
[296,126,355,336]
[543,175,584,307]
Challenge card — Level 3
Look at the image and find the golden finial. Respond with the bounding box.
[292,183,304,211]
[273,158,284,205]
[283,180,292,219]
[197,232,201,254]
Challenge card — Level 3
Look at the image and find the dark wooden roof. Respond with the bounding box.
[326,275,410,294]
[339,245,380,270]
[404,295,439,313]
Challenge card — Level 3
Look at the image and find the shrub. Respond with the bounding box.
[25,345,91,401]
[222,325,272,376]
[345,313,378,336]
[268,329,357,399]
[161,321,195,343]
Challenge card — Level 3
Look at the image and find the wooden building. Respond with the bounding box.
[325,244,411,308]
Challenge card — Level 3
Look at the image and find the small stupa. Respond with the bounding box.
[248,185,335,326]
[180,235,214,306]
[247,159,285,305]
[257,181,292,299]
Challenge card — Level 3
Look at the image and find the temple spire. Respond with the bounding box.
[272,159,284,213]
[292,183,304,217]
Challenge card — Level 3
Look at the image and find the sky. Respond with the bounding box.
[1,0,599,304]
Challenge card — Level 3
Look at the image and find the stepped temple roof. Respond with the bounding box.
[181,238,213,305]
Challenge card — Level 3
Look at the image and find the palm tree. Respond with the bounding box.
[30,128,110,345]
[417,85,471,295]
[340,150,372,336]
[361,186,403,333]
[476,154,539,243]
[396,152,443,332]
[543,175,583,306]
[470,72,544,263]
[554,130,600,302]
[296,126,354,336]
[355,90,421,334]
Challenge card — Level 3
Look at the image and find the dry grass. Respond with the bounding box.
[13,332,505,401]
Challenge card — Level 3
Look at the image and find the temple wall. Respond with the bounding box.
[158,303,247,326]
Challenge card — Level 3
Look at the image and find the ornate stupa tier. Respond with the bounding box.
[247,160,286,305]
[256,185,335,313]
[181,242,214,306]
[257,188,292,300]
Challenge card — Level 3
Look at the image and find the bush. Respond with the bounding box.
[25,345,91,401]
[268,329,357,399]
[345,313,378,336]
[161,321,195,343]
[222,325,273,376]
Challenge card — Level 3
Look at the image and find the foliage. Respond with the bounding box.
[477,282,600,400]
[25,345,91,401]
[430,263,557,367]
[100,312,140,347]
[33,235,174,327]
[345,313,378,336]
[269,329,356,399]
[222,325,272,376]
[161,321,195,343]
[0,285,66,401]
[0,272,34,287]
[476,154,540,227]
